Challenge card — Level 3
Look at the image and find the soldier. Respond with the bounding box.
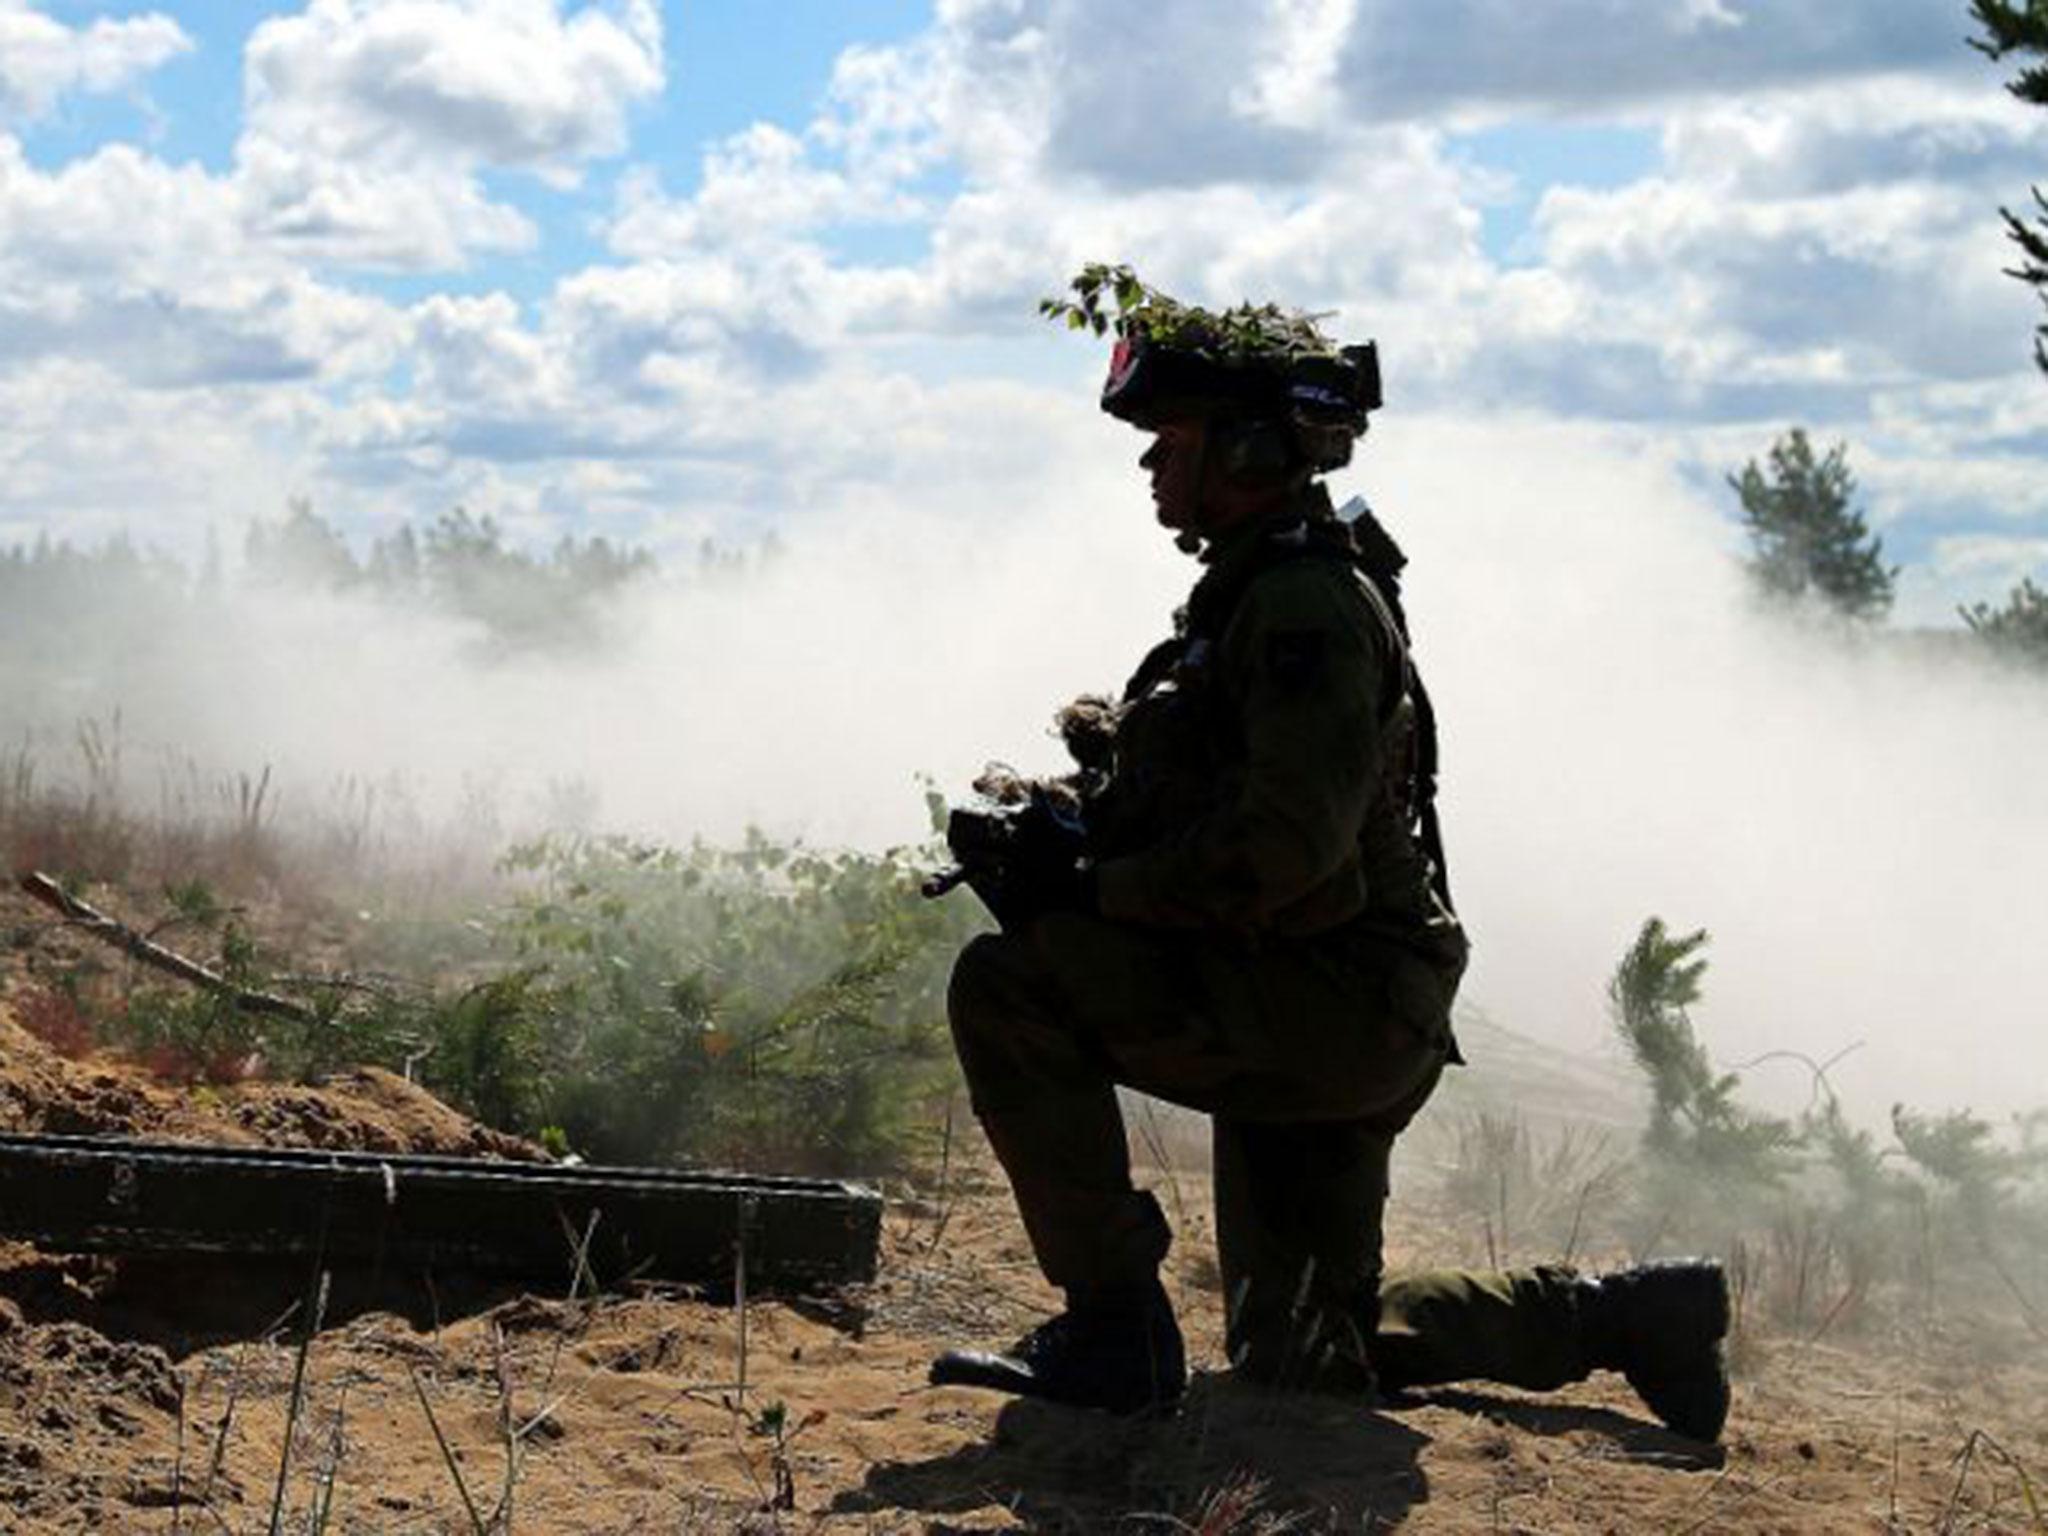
[928,295,1730,1442]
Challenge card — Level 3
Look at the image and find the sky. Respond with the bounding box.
[5,0,2048,1116]
[1,0,2044,616]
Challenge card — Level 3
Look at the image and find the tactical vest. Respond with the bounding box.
[1112,505,1455,916]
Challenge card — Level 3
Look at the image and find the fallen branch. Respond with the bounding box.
[16,870,315,1024]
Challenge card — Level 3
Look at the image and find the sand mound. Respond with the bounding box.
[0,1002,539,1159]
[0,994,550,1526]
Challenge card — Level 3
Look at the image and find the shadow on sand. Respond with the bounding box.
[0,1249,572,1356]
[1392,1385,1726,1470]
[834,1371,1432,1532]
[832,1376,1727,1530]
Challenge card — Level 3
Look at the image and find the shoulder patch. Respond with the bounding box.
[1264,628,1328,693]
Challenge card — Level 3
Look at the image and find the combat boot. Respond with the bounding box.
[1230,1333,1378,1398]
[1578,1258,1731,1442]
[1228,1285,1380,1398]
[928,1276,1186,1414]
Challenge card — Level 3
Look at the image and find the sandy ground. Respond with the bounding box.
[1,1003,2046,1531]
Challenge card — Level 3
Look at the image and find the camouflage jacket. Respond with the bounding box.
[1089,487,1466,974]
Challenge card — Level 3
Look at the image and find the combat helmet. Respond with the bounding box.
[1042,263,1381,473]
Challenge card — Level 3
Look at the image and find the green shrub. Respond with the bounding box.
[406,831,985,1174]
[46,830,983,1177]
[1608,914,2048,1339]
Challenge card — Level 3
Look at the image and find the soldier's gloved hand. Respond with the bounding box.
[1005,792,1096,918]
[946,792,1097,927]
[1002,841,1098,919]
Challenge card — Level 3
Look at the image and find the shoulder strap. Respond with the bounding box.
[1119,635,1187,704]
[1345,502,1455,914]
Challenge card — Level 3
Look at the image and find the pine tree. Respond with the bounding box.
[1971,0,2048,373]
[1609,917,1797,1181]
[1961,575,2048,665]
[1729,429,1896,620]
[245,498,360,590]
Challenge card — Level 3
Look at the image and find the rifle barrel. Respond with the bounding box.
[920,866,971,899]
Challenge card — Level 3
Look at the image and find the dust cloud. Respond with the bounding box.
[5,406,2043,1123]
[1377,414,2048,1124]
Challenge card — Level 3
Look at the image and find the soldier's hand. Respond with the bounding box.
[997,794,1095,920]
[941,791,1096,928]
[1002,845,1096,920]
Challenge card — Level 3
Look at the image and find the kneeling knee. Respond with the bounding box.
[946,931,1026,1036]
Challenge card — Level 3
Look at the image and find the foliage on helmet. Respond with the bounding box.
[1039,263,1345,366]
[1041,264,1379,466]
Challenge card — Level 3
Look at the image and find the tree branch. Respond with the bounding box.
[16,870,315,1024]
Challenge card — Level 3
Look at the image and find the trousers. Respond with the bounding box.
[947,910,1597,1389]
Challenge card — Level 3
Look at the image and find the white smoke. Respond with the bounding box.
[1374,413,2048,1123]
[9,404,2045,1123]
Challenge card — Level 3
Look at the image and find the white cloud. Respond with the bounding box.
[1039,0,1335,187]
[1234,0,1358,134]
[0,1,189,124]
[1932,532,2048,580]
[607,103,1488,368]
[608,124,928,267]
[0,359,313,544]
[291,0,2045,622]
[232,134,537,270]
[869,0,1983,195]
[0,135,402,386]
[1337,0,1973,120]
[244,0,660,170]
[2,0,2044,637]
[238,0,663,268]
[1410,76,2048,440]
[1666,88,2045,202]
[1519,177,2013,384]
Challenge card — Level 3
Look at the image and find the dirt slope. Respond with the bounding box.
[1,1001,2045,1531]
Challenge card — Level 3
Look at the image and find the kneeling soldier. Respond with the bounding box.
[927,273,1729,1443]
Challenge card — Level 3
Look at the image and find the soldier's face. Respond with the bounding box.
[1141,421,1207,531]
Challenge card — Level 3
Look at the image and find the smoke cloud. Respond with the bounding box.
[6,407,2043,1123]
[1378,414,2048,1123]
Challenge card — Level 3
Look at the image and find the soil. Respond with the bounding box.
[1,1003,2045,1532]
[0,1009,537,1161]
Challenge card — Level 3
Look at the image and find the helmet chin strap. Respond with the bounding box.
[1172,424,1304,556]
[1169,418,1219,554]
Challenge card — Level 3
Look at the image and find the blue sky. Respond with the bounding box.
[1452,122,1663,267]
[18,2,934,168]
[13,1,940,301]
[1,0,2045,622]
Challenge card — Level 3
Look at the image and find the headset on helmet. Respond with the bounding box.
[1100,334,1381,474]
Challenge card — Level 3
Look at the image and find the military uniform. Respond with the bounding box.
[948,485,1613,1393]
